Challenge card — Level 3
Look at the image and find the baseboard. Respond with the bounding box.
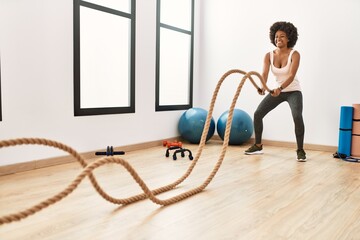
[260,139,337,152]
[211,135,337,152]
[0,136,337,176]
[0,137,179,176]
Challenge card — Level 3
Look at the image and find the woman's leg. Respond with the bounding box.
[253,94,284,144]
[285,91,305,150]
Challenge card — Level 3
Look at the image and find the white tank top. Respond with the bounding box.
[270,49,301,92]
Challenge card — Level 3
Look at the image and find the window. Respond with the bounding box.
[156,0,194,111]
[74,0,135,116]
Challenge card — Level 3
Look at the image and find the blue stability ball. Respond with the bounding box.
[178,108,215,144]
[217,109,253,145]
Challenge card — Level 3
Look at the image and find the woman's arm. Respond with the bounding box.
[280,50,300,89]
[259,52,270,95]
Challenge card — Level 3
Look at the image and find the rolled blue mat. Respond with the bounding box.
[338,106,353,156]
[338,130,352,156]
[339,106,354,129]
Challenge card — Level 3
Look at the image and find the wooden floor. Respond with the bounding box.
[1,141,360,240]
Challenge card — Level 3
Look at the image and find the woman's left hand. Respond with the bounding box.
[271,88,281,97]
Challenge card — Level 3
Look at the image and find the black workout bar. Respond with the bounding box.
[95,151,125,156]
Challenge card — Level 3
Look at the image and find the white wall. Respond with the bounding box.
[0,0,203,166]
[198,0,360,147]
[1,0,359,166]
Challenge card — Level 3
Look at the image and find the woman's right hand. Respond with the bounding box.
[257,88,266,95]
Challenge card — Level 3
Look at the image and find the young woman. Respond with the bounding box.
[245,21,306,162]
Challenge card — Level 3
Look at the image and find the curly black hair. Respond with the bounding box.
[269,21,298,48]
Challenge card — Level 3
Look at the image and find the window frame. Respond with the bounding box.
[155,0,194,111]
[73,0,136,116]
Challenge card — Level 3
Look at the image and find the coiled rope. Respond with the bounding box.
[0,69,271,225]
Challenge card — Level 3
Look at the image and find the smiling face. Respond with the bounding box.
[274,30,289,48]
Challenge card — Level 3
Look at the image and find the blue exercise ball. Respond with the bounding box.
[217,109,253,145]
[178,108,215,144]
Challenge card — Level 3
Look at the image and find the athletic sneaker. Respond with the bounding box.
[245,144,263,155]
[297,149,307,162]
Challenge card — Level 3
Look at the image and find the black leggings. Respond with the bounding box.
[254,91,305,150]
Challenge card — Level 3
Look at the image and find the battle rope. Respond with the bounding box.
[0,69,272,225]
